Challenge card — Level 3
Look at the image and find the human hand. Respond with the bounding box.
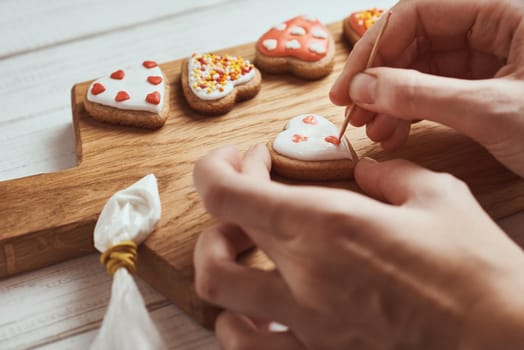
[330,0,524,177]
[193,145,524,350]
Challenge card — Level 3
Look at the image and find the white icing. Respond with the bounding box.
[311,28,328,39]
[302,14,317,22]
[94,174,161,253]
[92,174,166,350]
[262,39,278,51]
[309,41,326,54]
[188,54,256,101]
[87,63,165,113]
[285,39,301,49]
[91,268,167,349]
[273,23,287,30]
[273,114,353,161]
[289,25,306,36]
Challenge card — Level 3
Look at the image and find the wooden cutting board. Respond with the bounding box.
[1,22,523,329]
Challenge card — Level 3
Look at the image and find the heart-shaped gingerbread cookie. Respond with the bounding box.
[84,61,169,129]
[343,8,384,45]
[181,53,262,115]
[268,114,357,181]
[256,15,335,80]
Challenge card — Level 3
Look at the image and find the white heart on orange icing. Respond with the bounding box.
[289,26,306,36]
[273,23,287,31]
[263,39,278,51]
[309,42,326,54]
[285,39,301,49]
[311,28,328,39]
[273,114,353,161]
[87,62,165,113]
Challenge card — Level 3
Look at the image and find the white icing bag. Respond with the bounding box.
[90,174,166,350]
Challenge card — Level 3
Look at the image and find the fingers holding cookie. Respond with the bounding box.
[194,223,297,325]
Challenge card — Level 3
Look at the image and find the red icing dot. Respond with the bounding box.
[146,91,161,105]
[110,69,125,80]
[115,91,130,102]
[302,115,317,125]
[143,60,158,68]
[292,134,308,143]
[91,83,105,95]
[147,76,163,85]
[325,136,341,145]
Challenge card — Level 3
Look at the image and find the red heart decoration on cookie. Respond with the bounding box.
[147,76,163,85]
[146,91,161,105]
[143,60,158,69]
[110,70,125,80]
[302,115,318,125]
[324,136,341,145]
[115,91,130,102]
[91,83,106,95]
[292,134,309,143]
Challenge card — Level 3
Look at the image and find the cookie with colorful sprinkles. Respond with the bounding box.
[343,8,384,45]
[255,15,335,80]
[268,114,358,181]
[181,53,262,115]
[84,60,169,129]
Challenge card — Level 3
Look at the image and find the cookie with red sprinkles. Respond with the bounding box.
[181,53,262,115]
[84,60,169,129]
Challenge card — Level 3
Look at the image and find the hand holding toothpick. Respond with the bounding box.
[338,11,392,141]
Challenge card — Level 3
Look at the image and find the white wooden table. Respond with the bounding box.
[1,0,522,348]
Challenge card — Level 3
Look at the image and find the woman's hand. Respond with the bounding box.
[330,0,524,177]
[193,145,524,350]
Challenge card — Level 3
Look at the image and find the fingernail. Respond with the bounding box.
[359,157,378,166]
[349,73,376,104]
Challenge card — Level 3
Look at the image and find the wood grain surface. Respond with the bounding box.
[2,21,523,330]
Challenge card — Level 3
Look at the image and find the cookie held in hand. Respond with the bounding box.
[268,114,358,181]
[256,15,335,80]
[343,8,384,45]
[84,61,169,129]
[181,53,262,115]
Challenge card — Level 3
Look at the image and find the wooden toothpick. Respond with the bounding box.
[338,11,392,141]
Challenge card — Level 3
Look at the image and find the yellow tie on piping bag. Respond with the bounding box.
[91,174,166,350]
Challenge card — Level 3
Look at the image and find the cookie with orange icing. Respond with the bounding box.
[268,114,358,181]
[256,15,335,80]
[181,53,262,115]
[84,60,169,129]
[343,8,384,44]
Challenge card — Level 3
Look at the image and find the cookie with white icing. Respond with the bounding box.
[343,8,384,45]
[256,15,335,80]
[84,61,169,129]
[181,53,262,115]
[268,114,357,181]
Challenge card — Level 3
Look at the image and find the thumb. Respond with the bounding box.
[349,67,498,138]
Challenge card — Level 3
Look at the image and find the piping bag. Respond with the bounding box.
[90,174,166,350]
